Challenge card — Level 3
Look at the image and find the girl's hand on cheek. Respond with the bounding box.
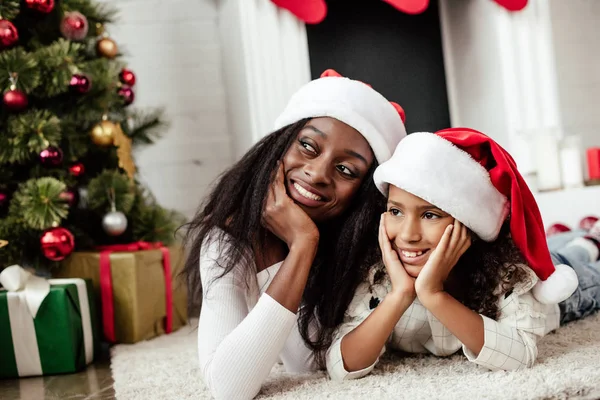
[379,214,416,300]
[415,219,471,299]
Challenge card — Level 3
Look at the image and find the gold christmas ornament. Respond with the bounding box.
[97,37,118,59]
[0,239,8,248]
[90,119,118,147]
[95,22,105,36]
[113,123,136,180]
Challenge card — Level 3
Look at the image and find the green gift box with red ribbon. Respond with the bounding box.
[55,242,187,344]
[0,265,99,378]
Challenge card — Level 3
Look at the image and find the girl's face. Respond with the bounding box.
[282,117,374,223]
[384,185,456,278]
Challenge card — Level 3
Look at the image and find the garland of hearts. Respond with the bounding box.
[271,0,528,24]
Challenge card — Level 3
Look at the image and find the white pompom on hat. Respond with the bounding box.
[274,69,407,164]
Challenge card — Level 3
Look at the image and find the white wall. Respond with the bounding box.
[100,0,232,219]
[217,0,311,159]
[549,0,600,158]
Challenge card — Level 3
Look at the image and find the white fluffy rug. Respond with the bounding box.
[111,314,600,400]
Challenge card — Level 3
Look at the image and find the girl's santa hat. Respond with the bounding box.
[274,69,407,164]
[374,128,578,304]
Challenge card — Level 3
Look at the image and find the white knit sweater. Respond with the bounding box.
[197,230,317,400]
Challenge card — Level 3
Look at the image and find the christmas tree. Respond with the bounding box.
[0,0,184,271]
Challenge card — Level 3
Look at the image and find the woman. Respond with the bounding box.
[182,70,407,399]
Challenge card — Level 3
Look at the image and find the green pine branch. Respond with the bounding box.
[34,39,85,98]
[0,1,20,21]
[0,216,28,267]
[130,187,185,245]
[124,108,168,146]
[10,177,69,230]
[87,170,135,213]
[62,0,118,26]
[0,111,62,164]
[0,48,41,93]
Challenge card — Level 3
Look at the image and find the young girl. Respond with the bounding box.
[183,70,408,399]
[326,128,599,380]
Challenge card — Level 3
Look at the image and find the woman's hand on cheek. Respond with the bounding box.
[415,219,471,300]
[262,161,319,248]
[379,214,416,300]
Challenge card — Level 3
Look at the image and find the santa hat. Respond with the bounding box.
[274,69,407,164]
[374,128,578,304]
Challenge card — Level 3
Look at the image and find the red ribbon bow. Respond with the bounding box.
[97,241,173,343]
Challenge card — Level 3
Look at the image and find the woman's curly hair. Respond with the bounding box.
[446,222,533,320]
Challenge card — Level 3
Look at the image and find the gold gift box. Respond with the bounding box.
[56,246,188,344]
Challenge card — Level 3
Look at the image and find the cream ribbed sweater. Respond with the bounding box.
[197,230,317,400]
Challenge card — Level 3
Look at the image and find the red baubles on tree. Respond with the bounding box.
[0,190,8,208]
[24,0,55,13]
[118,86,135,106]
[60,11,89,41]
[60,188,79,208]
[3,88,28,112]
[40,227,75,261]
[270,0,327,24]
[119,68,136,86]
[69,74,92,94]
[0,20,18,49]
[69,162,85,177]
[39,146,64,166]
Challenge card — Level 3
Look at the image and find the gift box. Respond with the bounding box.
[0,265,98,378]
[55,243,187,344]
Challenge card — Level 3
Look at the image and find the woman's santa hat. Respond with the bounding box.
[274,69,407,164]
[374,128,578,304]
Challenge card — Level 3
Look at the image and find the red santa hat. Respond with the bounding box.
[374,128,578,304]
[274,69,407,164]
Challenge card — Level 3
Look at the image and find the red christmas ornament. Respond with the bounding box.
[119,68,136,86]
[0,20,18,49]
[40,227,75,261]
[69,162,85,177]
[118,86,135,106]
[69,74,92,94]
[24,0,55,13]
[3,89,28,112]
[60,11,89,41]
[39,146,63,166]
[546,223,571,237]
[270,0,327,24]
[59,188,79,208]
[0,191,8,208]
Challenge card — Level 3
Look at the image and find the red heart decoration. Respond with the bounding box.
[493,0,528,11]
[382,0,430,15]
[271,0,327,24]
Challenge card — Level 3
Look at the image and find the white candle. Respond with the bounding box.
[535,135,562,191]
[560,137,584,188]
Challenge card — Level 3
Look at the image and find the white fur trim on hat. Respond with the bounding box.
[373,132,510,242]
[273,77,407,163]
[532,264,579,304]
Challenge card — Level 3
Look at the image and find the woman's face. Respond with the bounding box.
[384,185,455,278]
[282,117,374,223]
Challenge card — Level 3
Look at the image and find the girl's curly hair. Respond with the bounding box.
[446,222,533,320]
